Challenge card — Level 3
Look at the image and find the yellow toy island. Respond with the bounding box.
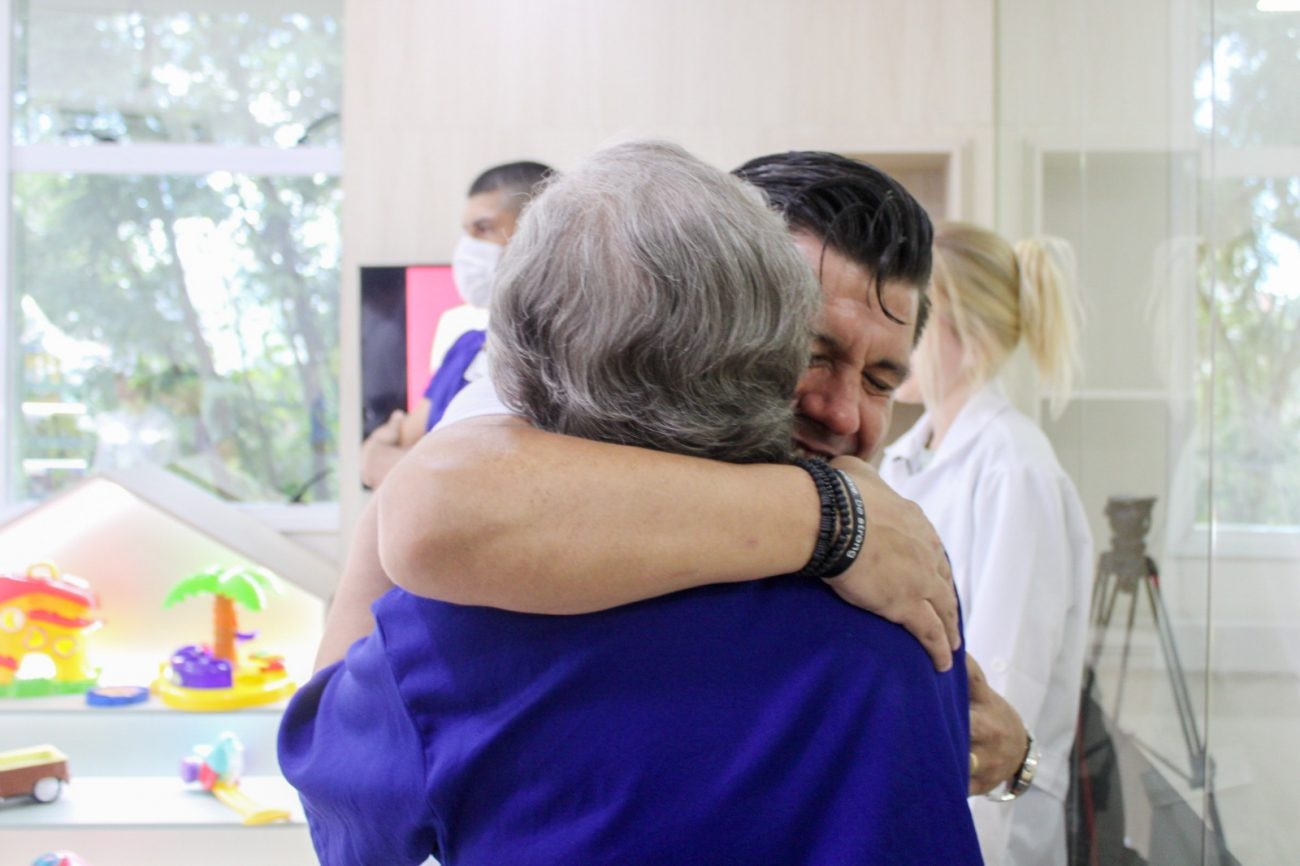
[153,564,295,711]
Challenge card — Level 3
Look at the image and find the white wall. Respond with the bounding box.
[338,0,997,537]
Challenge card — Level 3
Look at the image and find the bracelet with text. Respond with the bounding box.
[793,459,867,580]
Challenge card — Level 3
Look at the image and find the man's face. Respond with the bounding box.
[460,190,520,245]
[791,233,920,461]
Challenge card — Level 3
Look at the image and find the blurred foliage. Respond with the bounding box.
[1197,177,1300,526]
[1197,3,1300,150]
[16,172,340,502]
[1194,6,1300,526]
[11,4,342,503]
[14,2,342,146]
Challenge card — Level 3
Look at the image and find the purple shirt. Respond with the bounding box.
[423,329,487,432]
[279,577,980,865]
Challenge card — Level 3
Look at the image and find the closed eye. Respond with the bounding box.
[863,373,896,394]
[808,353,832,369]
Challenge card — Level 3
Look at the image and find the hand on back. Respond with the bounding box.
[824,456,961,671]
[966,653,1029,795]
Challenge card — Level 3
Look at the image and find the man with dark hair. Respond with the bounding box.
[283,142,983,865]
[378,150,964,660]
[465,160,554,236]
[732,151,932,334]
[359,159,554,487]
[371,149,1031,795]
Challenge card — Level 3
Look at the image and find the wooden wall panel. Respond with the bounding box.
[338,0,996,534]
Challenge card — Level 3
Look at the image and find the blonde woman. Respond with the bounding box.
[882,221,1093,866]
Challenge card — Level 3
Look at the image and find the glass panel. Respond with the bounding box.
[12,172,340,503]
[1205,2,1300,865]
[1201,174,1300,528]
[999,0,1300,863]
[995,1,1218,863]
[12,1,343,146]
[1197,2,1300,150]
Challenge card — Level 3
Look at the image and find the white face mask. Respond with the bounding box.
[451,235,503,309]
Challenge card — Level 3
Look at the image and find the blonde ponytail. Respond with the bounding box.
[932,222,1083,417]
[1014,237,1083,416]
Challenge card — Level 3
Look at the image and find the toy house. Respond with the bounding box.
[0,564,100,697]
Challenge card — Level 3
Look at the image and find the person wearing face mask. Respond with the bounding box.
[360,160,554,488]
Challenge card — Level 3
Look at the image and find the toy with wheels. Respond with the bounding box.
[181,732,290,825]
[0,745,70,804]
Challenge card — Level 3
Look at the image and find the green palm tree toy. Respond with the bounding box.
[154,565,296,711]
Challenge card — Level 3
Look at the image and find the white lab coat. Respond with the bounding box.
[881,381,1093,866]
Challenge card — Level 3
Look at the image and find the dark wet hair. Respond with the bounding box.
[734,151,933,337]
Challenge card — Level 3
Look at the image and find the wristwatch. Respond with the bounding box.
[987,730,1039,802]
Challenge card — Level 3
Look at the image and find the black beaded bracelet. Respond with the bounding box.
[794,458,839,579]
[793,459,867,580]
[821,470,867,578]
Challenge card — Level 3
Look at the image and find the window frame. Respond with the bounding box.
[1,1,343,529]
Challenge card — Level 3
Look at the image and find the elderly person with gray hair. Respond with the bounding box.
[280,141,980,866]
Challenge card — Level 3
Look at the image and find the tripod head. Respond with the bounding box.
[1101,495,1156,587]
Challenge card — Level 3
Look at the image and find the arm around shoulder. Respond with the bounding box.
[376,416,818,614]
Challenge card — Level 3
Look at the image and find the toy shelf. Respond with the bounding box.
[0,775,317,865]
[3,700,286,773]
[0,694,289,714]
[0,468,333,864]
[0,775,304,829]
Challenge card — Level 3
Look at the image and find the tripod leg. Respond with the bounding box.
[1144,574,1207,788]
[1089,571,1123,671]
[1204,758,1233,863]
[1113,584,1142,721]
[1090,564,1110,625]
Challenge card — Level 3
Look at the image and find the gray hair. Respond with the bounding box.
[488,140,818,464]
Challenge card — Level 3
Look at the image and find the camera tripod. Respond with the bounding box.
[1087,495,1230,861]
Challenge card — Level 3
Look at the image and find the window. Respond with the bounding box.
[4,1,343,507]
[1193,5,1300,531]
[1198,174,1300,530]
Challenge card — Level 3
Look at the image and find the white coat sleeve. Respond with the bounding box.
[965,465,1073,733]
[961,467,1078,864]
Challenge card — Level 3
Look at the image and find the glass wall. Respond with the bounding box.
[996,1,1300,863]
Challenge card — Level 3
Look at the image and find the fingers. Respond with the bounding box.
[374,411,406,445]
[914,535,960,659]
[969,703,994,746]
[934,546,961,651]
[827,455,962,670]
[900,602,954,672]
[968,758,996,795]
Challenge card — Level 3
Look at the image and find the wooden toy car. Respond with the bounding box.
[0,745,70,803]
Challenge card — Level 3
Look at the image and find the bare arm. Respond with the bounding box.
[359,405,432,489]
[377,415,960,670]
[313,495,394,672]
[378,415,816,611]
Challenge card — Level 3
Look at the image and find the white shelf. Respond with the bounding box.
[0,775,304,830]
[2,694,290,779]
[0,694,289,715]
